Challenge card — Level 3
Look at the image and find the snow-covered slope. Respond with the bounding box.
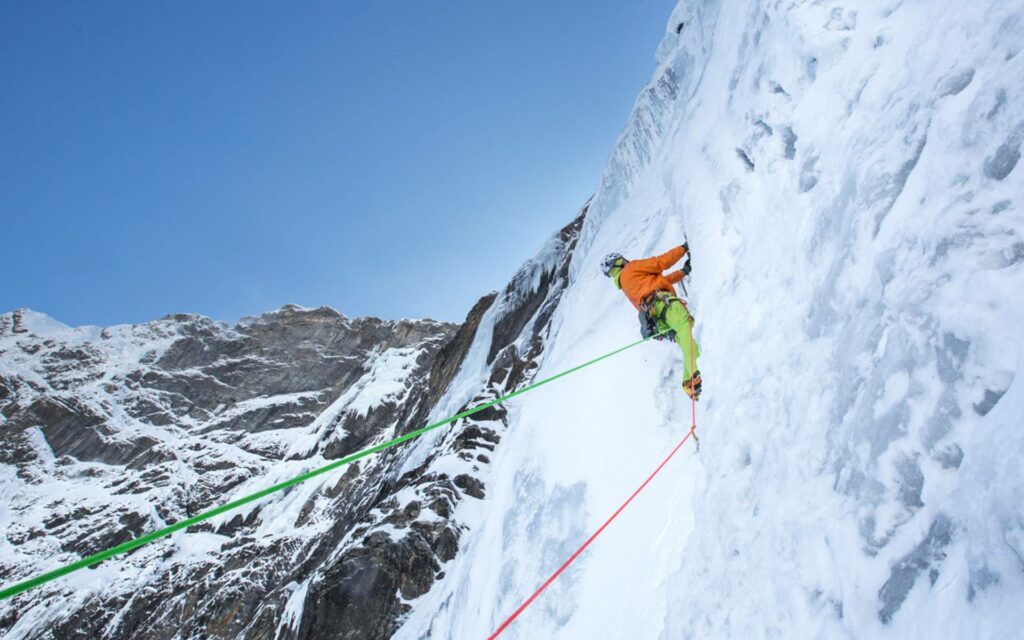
[398,1,1024,638]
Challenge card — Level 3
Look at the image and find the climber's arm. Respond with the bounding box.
[631,245,687,274]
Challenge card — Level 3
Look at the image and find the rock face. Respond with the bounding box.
[0,208,587,639]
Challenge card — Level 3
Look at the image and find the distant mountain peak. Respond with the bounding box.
[0,308,71,338]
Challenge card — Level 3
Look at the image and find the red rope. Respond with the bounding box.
[487,428,695,639]
[688,305,698,445]
[689,307,697,429]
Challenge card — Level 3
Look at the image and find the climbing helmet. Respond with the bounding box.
[601,252,627,276]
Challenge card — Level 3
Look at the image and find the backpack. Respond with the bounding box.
[638,307,664,340]
[638,291,679,341]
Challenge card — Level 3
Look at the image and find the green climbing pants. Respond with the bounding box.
[655,298,701,383]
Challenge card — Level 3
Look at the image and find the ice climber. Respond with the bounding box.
[601,244,701,400]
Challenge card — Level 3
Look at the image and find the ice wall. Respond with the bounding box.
[401,1,1024,638]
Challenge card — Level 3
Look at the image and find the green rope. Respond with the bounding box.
[0,330,665,601]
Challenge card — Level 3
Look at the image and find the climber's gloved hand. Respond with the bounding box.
[682,260,692,276]
[681,241,689,253]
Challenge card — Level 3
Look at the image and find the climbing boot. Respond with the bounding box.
[682,370,702,401]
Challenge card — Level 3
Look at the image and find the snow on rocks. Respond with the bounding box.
[0,306,457,638]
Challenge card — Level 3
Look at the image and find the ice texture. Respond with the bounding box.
[398,0,1024,638]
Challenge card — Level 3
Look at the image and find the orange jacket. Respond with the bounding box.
[617,246,687,310]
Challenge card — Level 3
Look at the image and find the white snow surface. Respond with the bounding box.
[398,1,1024,638]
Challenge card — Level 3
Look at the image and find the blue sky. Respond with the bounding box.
[1,1,676,327]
